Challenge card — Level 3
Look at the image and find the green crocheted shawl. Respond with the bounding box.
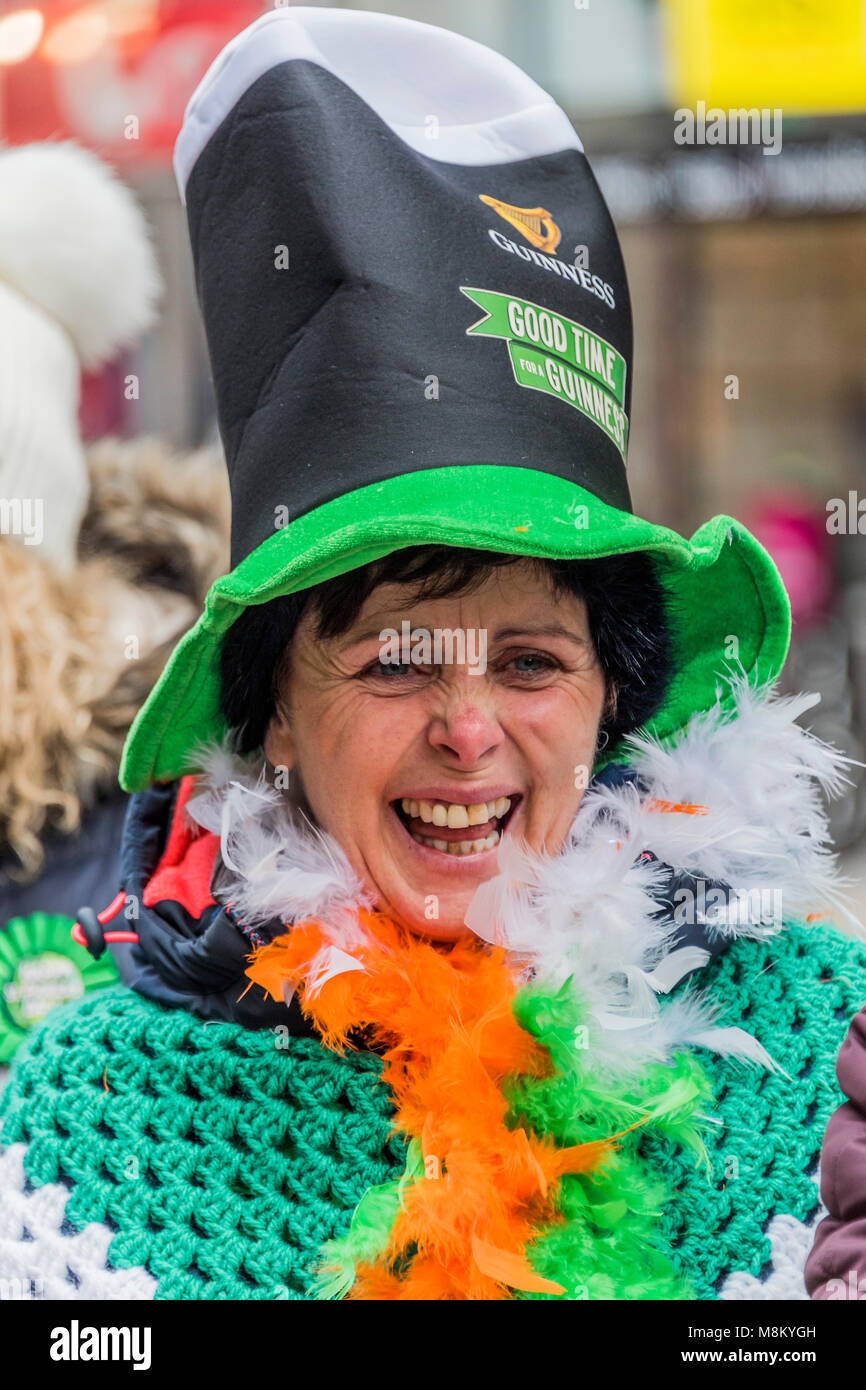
[1,922,864,1300]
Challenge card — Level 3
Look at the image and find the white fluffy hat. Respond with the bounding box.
[0,141,162,569]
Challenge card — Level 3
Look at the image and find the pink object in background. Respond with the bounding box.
[746,495,835,630]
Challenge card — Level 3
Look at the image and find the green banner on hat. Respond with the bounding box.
[506,341,629,460]
[461,286,627,407]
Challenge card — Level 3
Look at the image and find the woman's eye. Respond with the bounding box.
[360,659,427,682]
[356,652,560,683]
[376,660,414,677]
[508,653,558,676]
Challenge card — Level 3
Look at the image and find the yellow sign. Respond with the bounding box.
[662,0,866,114]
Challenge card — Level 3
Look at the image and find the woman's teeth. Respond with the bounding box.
[400,796,511,827]
[410,829,500,855]
[399,796,511,855]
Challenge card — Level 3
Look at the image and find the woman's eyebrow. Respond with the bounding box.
[337,622,592,650]
[493,624,591,646]
[337,626,401,650]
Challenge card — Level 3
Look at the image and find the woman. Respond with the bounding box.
[1,7,863,1301]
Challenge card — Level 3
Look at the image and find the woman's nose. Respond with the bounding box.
[426,692,505,766]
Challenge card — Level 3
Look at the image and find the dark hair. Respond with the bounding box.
[219,546,672,754]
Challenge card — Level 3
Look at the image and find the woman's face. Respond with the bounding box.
[264,560,606,940]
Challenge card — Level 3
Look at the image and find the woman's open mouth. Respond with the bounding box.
[392,793,521,860]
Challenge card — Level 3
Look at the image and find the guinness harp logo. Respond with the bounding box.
[479,195,562,254]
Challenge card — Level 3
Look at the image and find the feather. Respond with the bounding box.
[312,1173,409,1300]
[684,1026,786,1075]
[306,946,368,1000]
[642,946,712,994]
[647,992,787,1075]
[184,745,373,941]
[470,1235,566,1295]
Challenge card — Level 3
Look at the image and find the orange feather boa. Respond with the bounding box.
[244,910,621,1299]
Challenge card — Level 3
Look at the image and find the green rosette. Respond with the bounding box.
[0,912,119,1062]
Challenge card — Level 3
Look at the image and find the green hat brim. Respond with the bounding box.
[119,466,790,792]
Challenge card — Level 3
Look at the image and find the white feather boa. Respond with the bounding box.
[185,680,859,1081]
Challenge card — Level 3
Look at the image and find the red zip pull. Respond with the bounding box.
[71,892,139,958]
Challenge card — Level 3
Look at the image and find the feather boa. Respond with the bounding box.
[185,678,857,1298]
[244,911,710,1299]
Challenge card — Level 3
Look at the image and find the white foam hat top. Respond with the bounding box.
[174,5,582,199]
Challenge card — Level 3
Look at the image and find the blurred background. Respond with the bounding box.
[1,0,865,922]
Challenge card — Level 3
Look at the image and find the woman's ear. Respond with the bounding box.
[263,706,297,774]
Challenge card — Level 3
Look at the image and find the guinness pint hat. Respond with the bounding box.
[120,6,789,790]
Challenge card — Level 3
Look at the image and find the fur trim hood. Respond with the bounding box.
[116,679,858,1075]
[0,439,229,879]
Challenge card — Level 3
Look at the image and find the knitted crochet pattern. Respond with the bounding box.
[647,922,866,1299]
[0,988,405,1300]
[1,922,864,1299]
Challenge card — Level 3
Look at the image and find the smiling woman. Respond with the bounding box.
[2,5,865,1306]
